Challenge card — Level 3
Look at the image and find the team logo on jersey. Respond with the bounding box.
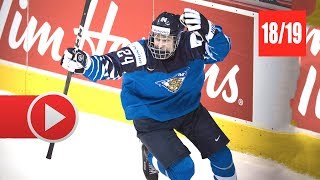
[155,68,189,93]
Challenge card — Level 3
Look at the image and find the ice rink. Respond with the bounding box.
[0,110,316,180]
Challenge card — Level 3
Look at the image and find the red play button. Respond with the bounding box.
[27,92,78,143]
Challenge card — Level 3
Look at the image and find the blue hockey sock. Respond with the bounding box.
[157,161,166,175]
[160,156,195,180]
[146,153,167,176]
[208,146,236,179]
[147,151,159,173]
[147,151,154,165]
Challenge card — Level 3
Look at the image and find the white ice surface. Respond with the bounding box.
[0,113,317,180]
[0,90,316,180]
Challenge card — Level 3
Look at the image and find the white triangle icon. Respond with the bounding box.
[45,104,66,131]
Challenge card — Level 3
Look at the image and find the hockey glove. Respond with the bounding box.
[180,8,215,42]
[61,48,91,74]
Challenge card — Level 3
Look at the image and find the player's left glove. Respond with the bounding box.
[180,8,215,42]
[60,48,91,74]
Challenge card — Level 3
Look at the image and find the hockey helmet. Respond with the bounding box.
[147,12,184,60]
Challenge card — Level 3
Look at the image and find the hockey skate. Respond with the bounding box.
[142,144,159,180]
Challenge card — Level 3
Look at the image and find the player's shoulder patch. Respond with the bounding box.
[128,41,147,67]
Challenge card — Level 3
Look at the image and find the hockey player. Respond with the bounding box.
[61,8,236,180]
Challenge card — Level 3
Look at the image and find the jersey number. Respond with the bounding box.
[117,48,134,65]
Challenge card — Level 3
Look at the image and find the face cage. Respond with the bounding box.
[147,32,180,60]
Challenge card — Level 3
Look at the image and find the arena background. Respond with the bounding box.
[0,0,319,179]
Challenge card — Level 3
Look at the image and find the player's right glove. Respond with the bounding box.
[60,48,91,74]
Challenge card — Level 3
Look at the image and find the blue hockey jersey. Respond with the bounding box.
[83,25,231,121]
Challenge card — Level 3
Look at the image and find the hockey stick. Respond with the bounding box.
[46,0,98,159]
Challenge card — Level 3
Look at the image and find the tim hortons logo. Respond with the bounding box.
[298,27,320,119]
[306,27,320,56]
[298,66,320,118]
[0,0,130,61]
[204,64,239,104]
[1,0,240,105]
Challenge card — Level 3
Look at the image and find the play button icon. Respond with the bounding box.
[27,92,78,143]
[45,104,66,131]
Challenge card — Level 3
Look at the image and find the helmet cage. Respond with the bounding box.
[147,25,181,60]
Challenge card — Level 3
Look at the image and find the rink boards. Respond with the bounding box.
[0,0,319,178]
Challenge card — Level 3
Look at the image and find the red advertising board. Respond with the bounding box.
[0,0,153,88]
[0,0,253,121]
[291,27,320,133]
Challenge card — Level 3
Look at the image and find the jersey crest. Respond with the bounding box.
[155,68,189,93]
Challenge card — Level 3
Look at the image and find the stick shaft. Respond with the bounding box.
[46,0,98,159]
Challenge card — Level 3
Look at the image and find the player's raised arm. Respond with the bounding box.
[180,8,231,63]
[60,42,147,82]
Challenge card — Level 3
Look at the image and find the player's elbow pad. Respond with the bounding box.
[204,31,231,64]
